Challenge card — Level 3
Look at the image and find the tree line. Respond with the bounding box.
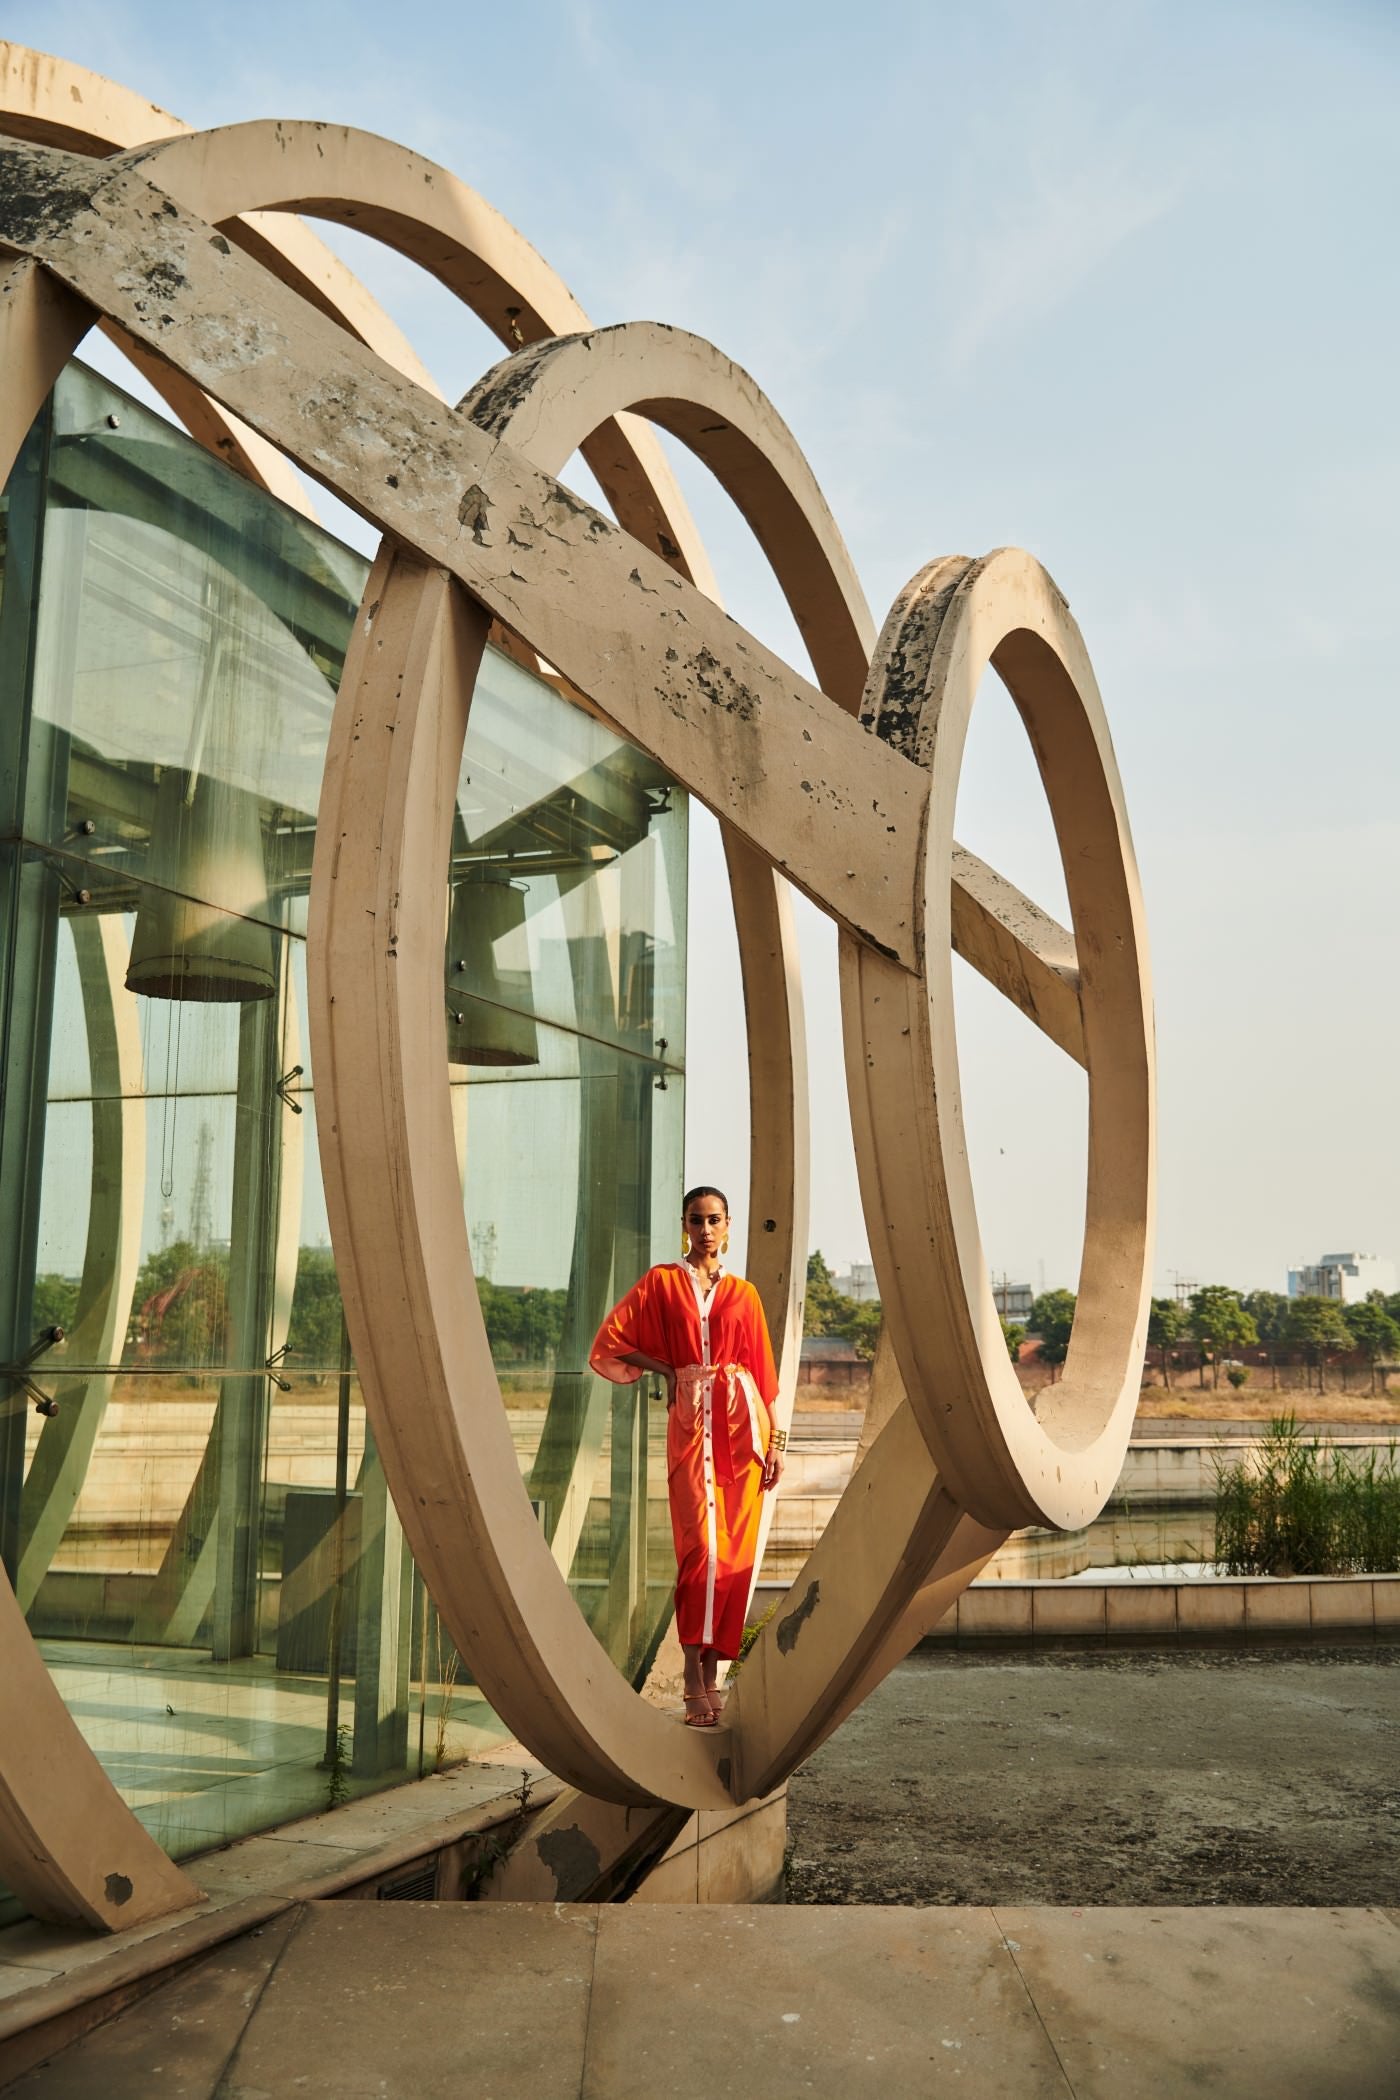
[37,1242,1399,1395]
[996,1284,1400,1392]
[801,1261,1400,1394]
[32,1245,572,1379]
[1006,1284,1400,1392]
[1145,1285,1400,1393]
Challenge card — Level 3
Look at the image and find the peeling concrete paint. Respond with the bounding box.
[536,1823,602,1900]
[777,1581,821,1655]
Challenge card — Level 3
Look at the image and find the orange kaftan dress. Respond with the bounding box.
[590,1263,779,1660]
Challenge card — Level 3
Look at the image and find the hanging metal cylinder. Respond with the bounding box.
[445,865,540,1067]
[125,766,277,1002]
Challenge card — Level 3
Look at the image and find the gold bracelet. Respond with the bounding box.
[769,1427,787,1452]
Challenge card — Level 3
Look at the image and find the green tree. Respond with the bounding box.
[31,1272,80,1341]
[1243,1289,1290,1390]
[836,1299,883,1362]
[285,1248,344,1375]
[803,1251,846,1337]
[804,1252,882,1359]
[1030,1288,1076,1373]
[1186,1286,1257,1390]
[1343,1299,1400,1394]
[1001,1319,1027,1364]
[1146,1297,1184,1387]
[1284,1295,1353,1392]
[476,1280,567,1365]
[129,1240,230,1372]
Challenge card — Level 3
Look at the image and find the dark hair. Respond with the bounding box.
[681,1185,729,1217]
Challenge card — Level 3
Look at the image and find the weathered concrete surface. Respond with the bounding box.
[2,1909,300,2098]
[787,1646,1400,1906]
[997,1906,1400,2100]
[584,1903,1068,2097]
[7,1901,1399,2098]
[226,1903,598,2100]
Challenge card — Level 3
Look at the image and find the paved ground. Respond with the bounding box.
[786,1643,1400,1907]
[7,1899,1399,2098]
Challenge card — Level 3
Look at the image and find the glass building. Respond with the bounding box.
[0,363,687,1897]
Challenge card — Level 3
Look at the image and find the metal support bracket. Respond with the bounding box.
[275,1064,305,1113]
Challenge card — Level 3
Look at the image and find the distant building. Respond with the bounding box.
[993,1281,1034,1322]
[829,1266,1034,1319]
[798,1334,867,1387]
[1287,1253,1396,1304]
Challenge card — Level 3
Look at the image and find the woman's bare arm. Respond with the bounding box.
[617,1348,676,1404]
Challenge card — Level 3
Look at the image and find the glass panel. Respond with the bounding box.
[29,365,360,922]
[449,649,687,1072]
[1,361,689,1888]
[23,893,296,1379]
[457,1008,684,1681]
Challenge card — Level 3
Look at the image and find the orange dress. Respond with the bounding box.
[590,1263,779,1660]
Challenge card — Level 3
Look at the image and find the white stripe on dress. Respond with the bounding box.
[683,1263,722,1647]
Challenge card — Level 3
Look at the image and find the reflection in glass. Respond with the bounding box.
[0,360,688,1887]
[445,867,539,1067]
[126,771,277,1001]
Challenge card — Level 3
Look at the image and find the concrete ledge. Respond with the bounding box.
[1311,1578,1375,1629]
[1031,1585,1107,1638]
[1244,1581,1312,1633]
[1105,1585,1178,1637]
[10,1902,1400,2098]
[1178,1583,1246,1634]
[634,1795,786,1906]
[956,1586,1033,1639]
[0,1758,560,2081]
[919,1574,1400,1647]
[0,1754,788,2076]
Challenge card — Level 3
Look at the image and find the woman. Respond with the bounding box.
[590,1186,785,1726]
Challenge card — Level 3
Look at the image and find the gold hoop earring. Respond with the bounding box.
[681,1230,691,1257]
[720,1233,730,1257]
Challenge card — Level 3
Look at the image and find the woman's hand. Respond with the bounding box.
[761,1446,784,1492]
[617,1348,677,1405]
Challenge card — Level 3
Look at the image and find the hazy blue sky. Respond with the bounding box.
[10,0,1398,1294]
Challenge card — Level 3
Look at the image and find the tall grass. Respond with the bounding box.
[1214,1415,1400,1576]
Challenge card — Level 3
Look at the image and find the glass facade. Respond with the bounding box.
[0,365,686,1882]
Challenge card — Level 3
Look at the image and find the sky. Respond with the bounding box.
[8,0,1398,1296]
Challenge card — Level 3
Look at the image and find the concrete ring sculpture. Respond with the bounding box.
[2,138,814,1811]
[106,120,810,1389]
[314,320,976,1811]
[0,83,1155,1899]
[0,93,804,1893]
[845,552,1155,1533]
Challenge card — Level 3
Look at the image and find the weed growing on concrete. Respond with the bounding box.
[432,1617,462,1770]
[457,1773,539,1899]
[731,1599,780,1673]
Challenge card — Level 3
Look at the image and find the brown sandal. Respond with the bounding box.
[704,1684,726,1717]
[683,1693,717,1728]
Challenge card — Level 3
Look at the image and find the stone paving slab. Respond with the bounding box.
[0,1756,558,2063]
[6,1903,1400,2098]
[995,1905,1400,2100]
[584,1904,1069,2097]
[227,1903,596,2100]
[3,1910,300,2098]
